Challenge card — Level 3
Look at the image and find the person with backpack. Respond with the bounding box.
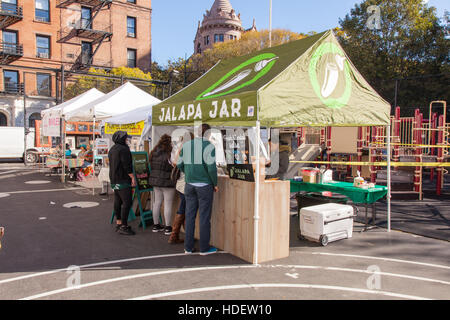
[148,134,176,235]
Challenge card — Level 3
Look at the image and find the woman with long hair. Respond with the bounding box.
[149,134,176,235]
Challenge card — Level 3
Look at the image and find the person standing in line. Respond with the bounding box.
[108,131,136,236]
[148,134,176,235]
[168,132,194,244]
[177,124,219,255]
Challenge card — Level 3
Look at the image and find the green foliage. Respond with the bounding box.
[338,0,449,116]
[64,67,156,101]
[157,29,307,96]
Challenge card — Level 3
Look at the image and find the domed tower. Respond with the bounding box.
[194,0,245,55]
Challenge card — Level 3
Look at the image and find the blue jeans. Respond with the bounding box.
[177,192,186,215]
[184,184,214,253]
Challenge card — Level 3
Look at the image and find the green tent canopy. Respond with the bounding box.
[152,30,391,128]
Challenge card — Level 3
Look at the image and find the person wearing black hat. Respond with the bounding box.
[108,131,136,235]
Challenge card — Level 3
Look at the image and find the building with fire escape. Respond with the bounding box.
[0,0,152,128]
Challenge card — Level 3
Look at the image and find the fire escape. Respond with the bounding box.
[57,0,113,70]
[0,1,23,65]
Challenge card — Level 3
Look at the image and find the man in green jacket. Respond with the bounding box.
[177,124,218,255]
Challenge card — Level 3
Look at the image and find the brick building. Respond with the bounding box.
[0,0,152,128]
[193,0,255,55]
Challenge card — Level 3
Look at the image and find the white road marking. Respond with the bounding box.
[17,263,449,300]
[0,170,19,175]
[306,252,450,270]
[0,252,228,285]
[6,188,84,195]
[129,283,432,300]
[25,181,51,185]
[20,265,255,300]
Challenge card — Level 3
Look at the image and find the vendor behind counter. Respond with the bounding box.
[265,139,291,180]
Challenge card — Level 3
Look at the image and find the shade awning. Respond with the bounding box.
[152,30,391,128]
[40,88,105,118]
[65,82,160,121]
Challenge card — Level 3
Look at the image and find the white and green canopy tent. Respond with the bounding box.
[152,30,392,263]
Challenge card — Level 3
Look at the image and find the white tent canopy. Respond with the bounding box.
[104,103,156,125]
[41,88,105,136]
[64,82,160,121]
[40,88,105,118]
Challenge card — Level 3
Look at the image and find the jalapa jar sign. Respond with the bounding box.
[153,95,257,126]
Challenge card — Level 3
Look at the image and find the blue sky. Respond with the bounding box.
[151,0,449,66]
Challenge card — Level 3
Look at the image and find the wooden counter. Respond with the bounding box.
[196,176,290,264]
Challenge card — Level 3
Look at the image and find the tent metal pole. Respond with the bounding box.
[387,125,391,232]
[92,115,96,196]
[253,121,261,265]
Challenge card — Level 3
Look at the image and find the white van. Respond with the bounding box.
[0,127,36,162]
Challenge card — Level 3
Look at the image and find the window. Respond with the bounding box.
[197,43,201,54]
[2,0,18,14]
[36,35,50,58]
[37,73,51,96]
[127,17,136,38]
[81,41,92,65]
[204,35,210,46]
[214,34,224,43]
[127,49,136,68]
[229,35,237,40]
[35,0,50,22]
[0,112,7,126]
[3,70,19,93]
[2,30,18,54]
[81,7,92,29]
[29,113,41,128]
[127,0,136,4]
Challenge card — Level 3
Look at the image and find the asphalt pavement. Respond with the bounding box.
[0,163,449,301]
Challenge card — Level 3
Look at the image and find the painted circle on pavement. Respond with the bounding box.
[63,202,100,209]
[25,180,51,185]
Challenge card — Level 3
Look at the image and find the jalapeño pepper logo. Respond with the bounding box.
[309,42,352,109]
[197,53,279,100]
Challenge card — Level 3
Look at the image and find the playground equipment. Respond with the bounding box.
[290,101,448,200]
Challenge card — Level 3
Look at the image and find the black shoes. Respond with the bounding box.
[118,225,136,236]
[152,224,164,233]
[152,224,172,235]
[164,226,173,235]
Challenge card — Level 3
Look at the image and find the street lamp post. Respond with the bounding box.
[168,69,180,97]
[269,0,272,48]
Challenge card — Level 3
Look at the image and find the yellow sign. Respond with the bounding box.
[105,121,145,136]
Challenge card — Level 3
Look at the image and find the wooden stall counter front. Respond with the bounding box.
[202,175,290,264]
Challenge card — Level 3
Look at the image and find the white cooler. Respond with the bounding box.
[300,203,354,246]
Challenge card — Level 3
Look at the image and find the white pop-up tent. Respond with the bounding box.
[40,88,105,137]
[103,102,160,143]
[64,82,160,121]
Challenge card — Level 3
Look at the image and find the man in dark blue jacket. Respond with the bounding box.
[108,131,136,235]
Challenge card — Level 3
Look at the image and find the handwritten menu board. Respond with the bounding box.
[131,152,151,191]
